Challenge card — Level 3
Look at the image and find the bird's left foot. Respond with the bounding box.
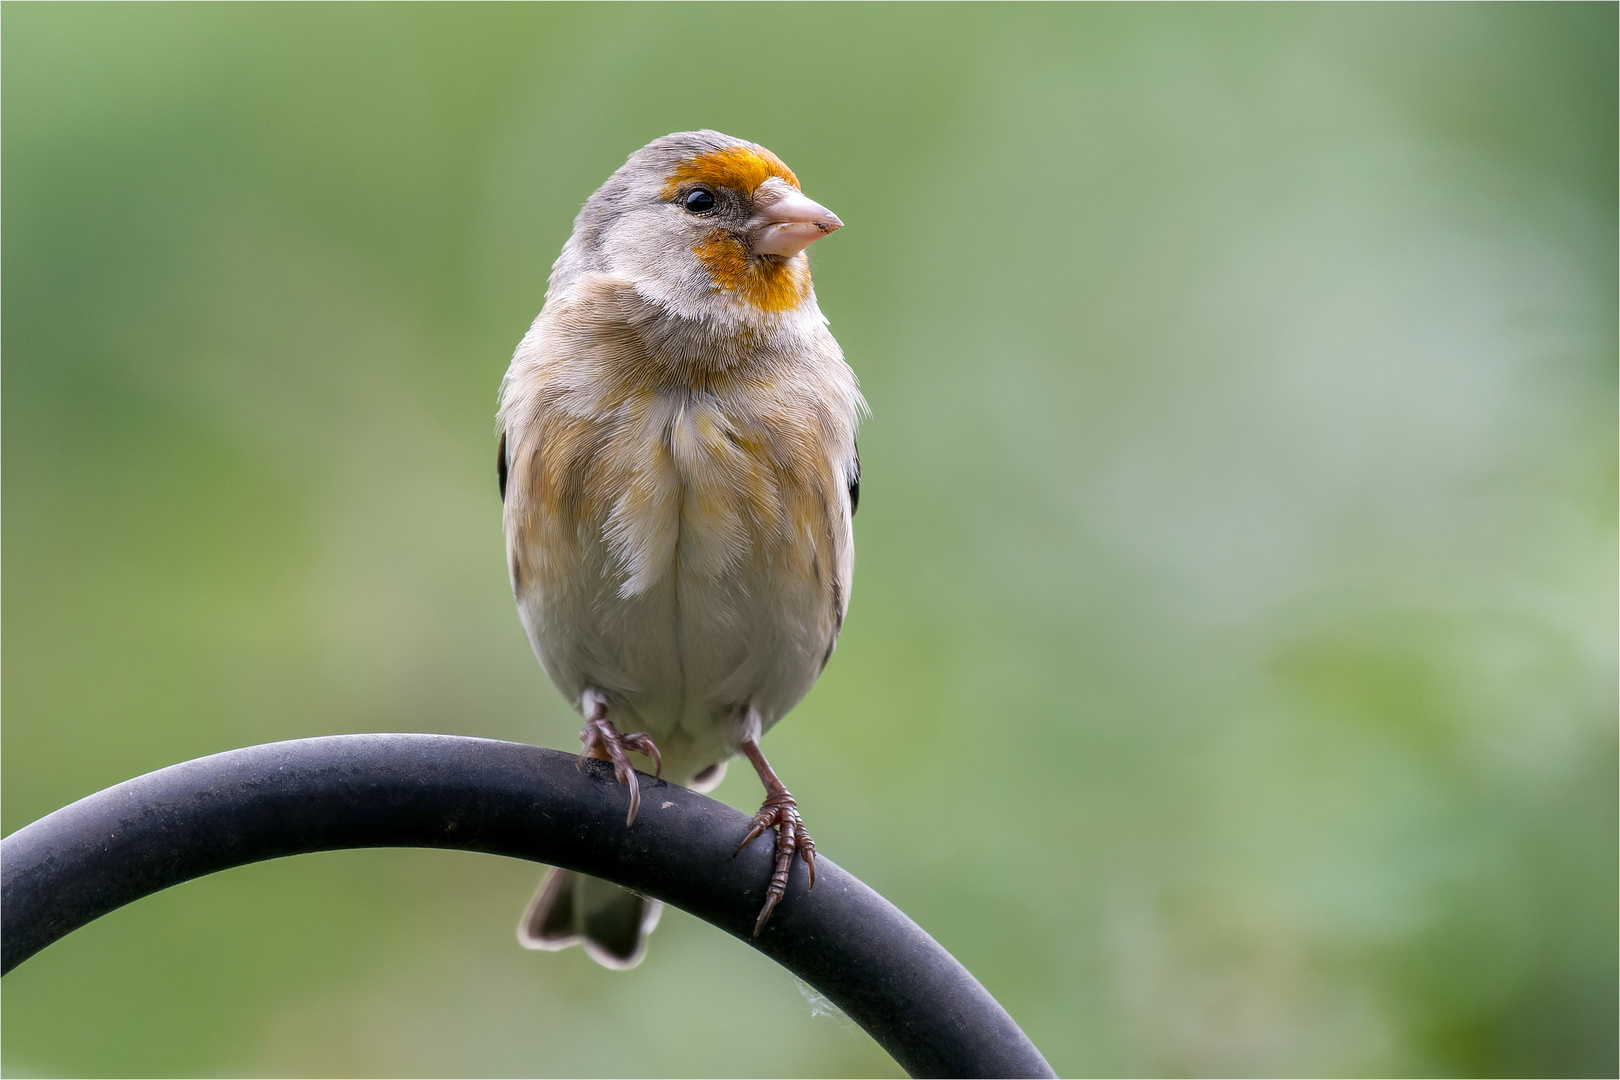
[734,786,816,936]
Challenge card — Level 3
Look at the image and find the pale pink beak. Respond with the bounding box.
[750,177,843,257]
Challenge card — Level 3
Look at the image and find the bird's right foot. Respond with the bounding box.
[578,693,662,826]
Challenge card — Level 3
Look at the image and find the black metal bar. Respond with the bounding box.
[1,734,1055,1079]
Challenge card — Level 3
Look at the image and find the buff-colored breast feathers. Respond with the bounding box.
[502,308,847,603]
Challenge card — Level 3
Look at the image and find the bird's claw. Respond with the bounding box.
[579,714,662,826]
[733,790,816,936]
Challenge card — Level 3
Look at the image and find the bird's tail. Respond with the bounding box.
[517,866,663,970]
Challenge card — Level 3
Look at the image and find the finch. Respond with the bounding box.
[496,131,862,969]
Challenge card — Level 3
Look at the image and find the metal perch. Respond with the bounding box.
[1,733,1055,1079]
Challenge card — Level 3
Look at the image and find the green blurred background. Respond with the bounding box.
[3,4,1614,1076]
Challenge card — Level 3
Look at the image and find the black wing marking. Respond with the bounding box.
[497,431,509,502]
[848,442,860,517]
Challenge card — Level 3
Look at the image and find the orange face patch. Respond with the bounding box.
[693,229,809,312]
[660,145,799,199]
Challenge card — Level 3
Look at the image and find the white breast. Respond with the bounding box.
[500,278,861,782]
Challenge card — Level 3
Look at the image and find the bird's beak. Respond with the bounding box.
[750,177,843,257]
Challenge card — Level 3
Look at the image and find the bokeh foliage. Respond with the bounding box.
[3,4,1614,1076]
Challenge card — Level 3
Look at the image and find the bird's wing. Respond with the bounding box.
[497,430,509,502]
[848,440,860,516]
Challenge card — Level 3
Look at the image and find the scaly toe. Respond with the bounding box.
[578,715,661,827]
[741,794,815,936]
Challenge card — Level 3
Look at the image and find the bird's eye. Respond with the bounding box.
[683,188,716,213]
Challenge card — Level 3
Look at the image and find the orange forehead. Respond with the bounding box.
[661,145,799,197]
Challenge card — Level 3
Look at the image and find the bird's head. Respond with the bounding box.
[554,131,843,321]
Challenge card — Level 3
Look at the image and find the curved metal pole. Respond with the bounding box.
[1,734,1054,1079]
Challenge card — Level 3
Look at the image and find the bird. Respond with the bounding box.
[496,131,863,969]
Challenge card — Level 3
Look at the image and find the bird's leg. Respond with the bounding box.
[577,689,662,826]
[732,731,815,937]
